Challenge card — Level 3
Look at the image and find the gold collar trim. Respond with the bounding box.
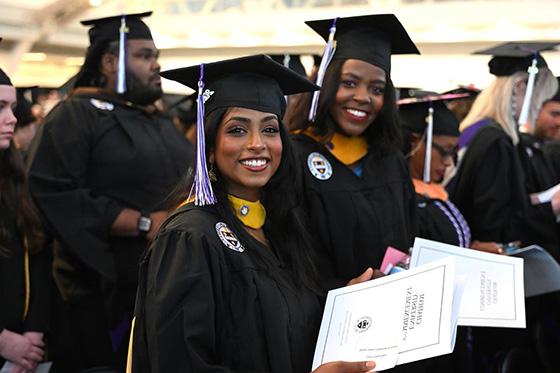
[228,194,266,229]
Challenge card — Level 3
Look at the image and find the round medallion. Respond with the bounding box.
[215,222,244,252]
[307,152,333,180]
[239,205,250,216]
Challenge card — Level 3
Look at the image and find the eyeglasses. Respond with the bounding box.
[431,142,458,160]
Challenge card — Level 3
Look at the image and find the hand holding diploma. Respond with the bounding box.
[313,258,463,371]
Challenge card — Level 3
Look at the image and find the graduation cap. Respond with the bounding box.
[475,42,560,127]
[268,54,307,77]
[0,38,11,86]
[398,94,464,183]
[161,54,319,206]
[305,14,419,122]
[14,86,37,128]
[80,11,153,94]
[396,87,437,101]
[442,85,480,97]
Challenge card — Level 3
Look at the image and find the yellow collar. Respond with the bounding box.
[413,179,449,201]
[302,129,368,165]
[228,194,266,229]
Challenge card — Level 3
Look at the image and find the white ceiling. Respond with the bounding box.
[0,0,559,92]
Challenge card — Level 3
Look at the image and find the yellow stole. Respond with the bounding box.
[227,195,266,229]
[303,129,368,165]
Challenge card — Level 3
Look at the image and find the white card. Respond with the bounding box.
[313,257,462,371]
[411,238,525,328]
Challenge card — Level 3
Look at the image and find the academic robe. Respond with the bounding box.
[450,122,531,244]
[290,133,417,282]
[28,89,192,295]
[517,133,560,259]
[0,206,50,365]
[27,89,192,369]
[544,141,560,180]
[449,120,560,372]
[415,194,470,248]
[131,204,323,373]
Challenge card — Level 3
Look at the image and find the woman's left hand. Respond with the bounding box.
[347,268,384,286]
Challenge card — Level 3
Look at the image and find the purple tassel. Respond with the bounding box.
[308,17,338,122]
[116,15,127,94]
[189,64,217,206]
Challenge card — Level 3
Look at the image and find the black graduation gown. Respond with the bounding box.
[517,133,560,258]
[290,133,416,281]
[131,204,323,373]
[415,194,470,247]
[0,206,50,364]
[449,122,531,244]
[544,141,560,180]
[28,90,193,294]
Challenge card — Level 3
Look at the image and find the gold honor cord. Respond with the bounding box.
[22,236,30,321]
[125,317,136,373]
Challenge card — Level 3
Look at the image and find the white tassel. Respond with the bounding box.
[423,104,434,183]
[116,16,127,94]
[517,56,539,127]
[308,18,338,122]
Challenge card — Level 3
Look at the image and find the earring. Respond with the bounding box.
[208,162,217,182]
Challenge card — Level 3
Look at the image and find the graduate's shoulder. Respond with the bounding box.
[160,204,222,235]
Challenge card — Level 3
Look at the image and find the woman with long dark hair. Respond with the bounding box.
[285,14,419,282]
[129,55,377,373]
[0,68,49,372]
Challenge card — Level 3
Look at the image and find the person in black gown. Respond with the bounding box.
[285,14,419,283]
[27,12,192,372]
[449,42,560,373]
[0,67,50,372]
[129,55,378,373]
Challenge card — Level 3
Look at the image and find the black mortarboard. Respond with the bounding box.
[399,100,460,137]
[396,87,436,101]
[442,85,480,97]
[474,42,559,76]
[305,14,419,74]
[0,68,11,86]
[398,93,465,182]
[14,86,37,127]
[80,11,153,45]
[161,54,319,206]
[161,54,318,118]
[268,54,307,77]
[80,12,153,93]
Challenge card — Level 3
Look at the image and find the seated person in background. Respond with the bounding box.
[399,94,502,253]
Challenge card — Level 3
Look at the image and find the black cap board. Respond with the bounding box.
[161,54,319,117]
[474,42,559,76]
[80,11,153,45]
[399,100,460,137]
[305,14,420,74]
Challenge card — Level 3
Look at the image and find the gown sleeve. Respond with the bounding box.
[141,228,267,373]
[465,137,526,243]
[28,101,123,280]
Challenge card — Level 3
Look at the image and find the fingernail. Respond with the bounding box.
[366,361,375,369]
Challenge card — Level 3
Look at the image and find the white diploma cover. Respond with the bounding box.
[312,258,464,371]
[411,238,525,328]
